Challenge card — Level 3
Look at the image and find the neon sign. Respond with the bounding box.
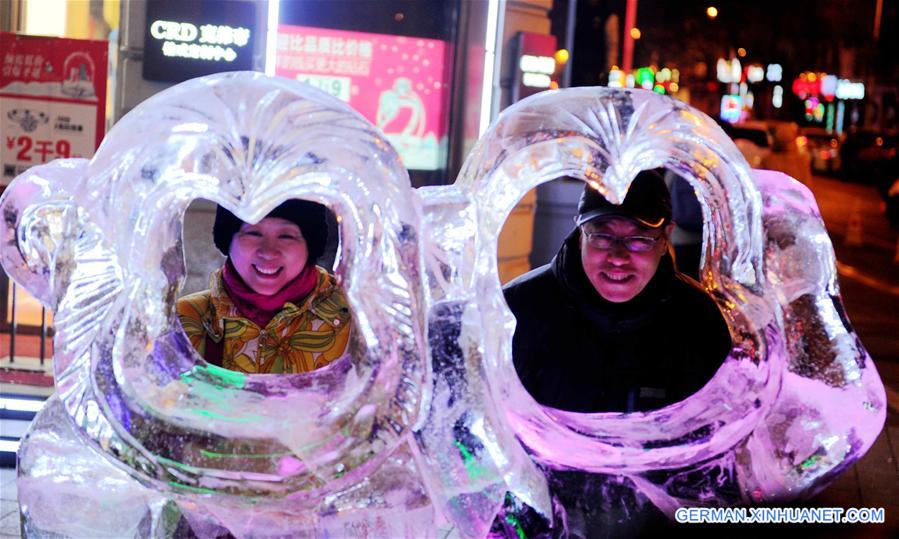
[720,94,742,123]
[519,55,555,76]
[513,32,558,100]
[150,21,250,62]
[717,58,742,83]
[746,65,764,83]
[836,79,864,100]
[772,85,783,109]
[143,0,256,83]
[792,73,821,99]
[519,55,554,89]
[820,75,837,101]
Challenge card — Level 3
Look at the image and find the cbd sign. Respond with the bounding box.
[142,0,257,83]
[150,21,199,42]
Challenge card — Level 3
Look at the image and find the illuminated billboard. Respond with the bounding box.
[143,0,257,83]
[275,25,450,171]
[512,32,557,102]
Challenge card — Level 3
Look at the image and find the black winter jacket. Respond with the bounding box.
[503,229,732,413]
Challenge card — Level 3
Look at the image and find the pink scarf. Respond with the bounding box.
[221,259,318,328]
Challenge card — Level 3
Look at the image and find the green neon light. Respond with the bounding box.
[636,67,654,86]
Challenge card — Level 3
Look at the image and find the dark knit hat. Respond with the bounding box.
[575,170,672,229]
[213,200,329,265]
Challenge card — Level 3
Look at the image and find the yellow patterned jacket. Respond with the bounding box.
[176,266,351,374]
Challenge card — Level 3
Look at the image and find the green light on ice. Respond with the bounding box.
[194,409,256,423]
[800,454,822,470]
[168,481,219,495]
[181,364,247,389]
[199,449,289,460]
[504,514,527,539]
[177,366,264,423]
[454,440,486,480]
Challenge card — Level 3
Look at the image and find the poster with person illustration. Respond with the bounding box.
[275,25,450,171]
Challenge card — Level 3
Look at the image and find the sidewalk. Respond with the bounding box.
[805,175,899,536]
[0,333,54,395]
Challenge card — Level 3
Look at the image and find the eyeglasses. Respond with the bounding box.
[582,231,664,252]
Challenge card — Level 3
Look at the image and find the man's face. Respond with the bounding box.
[579,217,671,303]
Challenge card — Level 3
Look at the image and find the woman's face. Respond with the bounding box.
[229,217,309,295]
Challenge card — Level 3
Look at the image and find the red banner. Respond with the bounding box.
[1,32,108,184]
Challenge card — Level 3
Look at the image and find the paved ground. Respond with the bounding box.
[801,175,899,536]
[0,468,16,538]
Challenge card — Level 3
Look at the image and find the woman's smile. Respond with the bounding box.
[253,264,283,277]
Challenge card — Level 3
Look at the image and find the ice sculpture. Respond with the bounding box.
[1,74,884,537]
[453,87,886,530]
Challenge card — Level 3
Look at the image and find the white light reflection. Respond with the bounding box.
[264,0,281,75]
[479,0,504,136]
[1,397,45,413]
[0,439,19,453]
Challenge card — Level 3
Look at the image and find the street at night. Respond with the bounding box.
[803,174,899,536]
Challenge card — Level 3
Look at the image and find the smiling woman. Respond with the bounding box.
[176,199,351,374]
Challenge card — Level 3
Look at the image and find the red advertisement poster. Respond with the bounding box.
[275,25,451,171]
[0,32,108,185]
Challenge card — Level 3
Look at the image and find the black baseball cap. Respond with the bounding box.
[575,170,672,229]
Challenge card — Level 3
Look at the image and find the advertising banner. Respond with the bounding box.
[1,32,108,185]
[275,24,451,171]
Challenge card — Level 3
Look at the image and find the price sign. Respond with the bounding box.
[294,74,351,102]
[0,32,107,184]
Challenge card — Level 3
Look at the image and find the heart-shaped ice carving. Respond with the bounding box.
[453,87,885,526]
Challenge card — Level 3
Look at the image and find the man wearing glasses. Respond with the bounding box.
[503,170,732,413]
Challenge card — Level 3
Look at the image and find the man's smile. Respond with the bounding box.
[598,270,635,283]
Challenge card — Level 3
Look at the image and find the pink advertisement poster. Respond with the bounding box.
[275,25,451,171]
